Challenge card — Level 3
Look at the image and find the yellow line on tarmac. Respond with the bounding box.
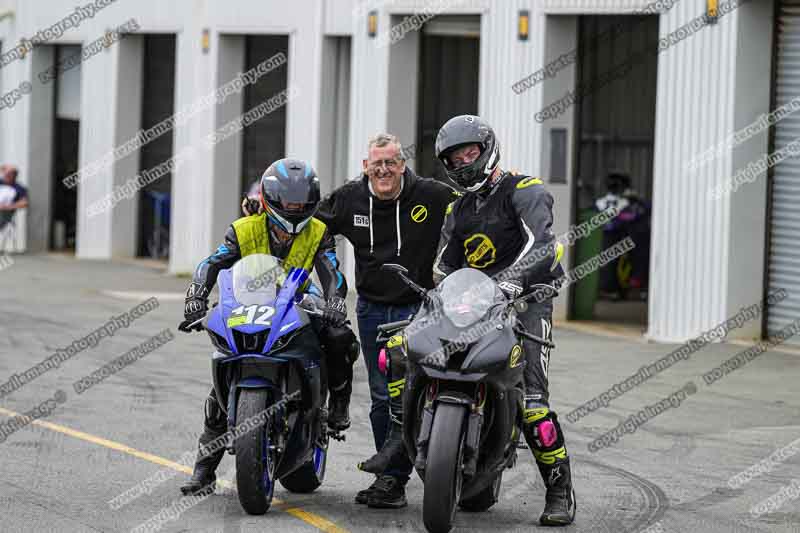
[0,406,348,533]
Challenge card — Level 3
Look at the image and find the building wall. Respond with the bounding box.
[0,0,331,272]
[727,0,773,340]
[343,0,649,322]
[0,0,777,342]
[646,0,772,342]
[342,0,773,339]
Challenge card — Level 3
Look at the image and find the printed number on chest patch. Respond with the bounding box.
[353,214,370,228]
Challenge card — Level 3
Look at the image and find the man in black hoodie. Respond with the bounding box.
[316,133,457,508]
[359,117,576,526]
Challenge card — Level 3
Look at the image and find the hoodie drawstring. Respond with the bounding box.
[369,195,374,255]
[366,176,403,257]
[395,201,401,256]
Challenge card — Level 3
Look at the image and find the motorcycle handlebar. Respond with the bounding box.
[377,319,411,334]
[513,324,556,349]
[178,316,205,333]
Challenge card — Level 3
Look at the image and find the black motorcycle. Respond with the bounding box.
[376,264,555,533]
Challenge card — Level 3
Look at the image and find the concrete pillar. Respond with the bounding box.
[209,34,245,251]
[539,15,579,322]
[75,34,115,259]
[169,23,217,274]
[647,0,773,342]
[110,34,144,258]
[342,11,392,287]
[724,0,773,340]
[386,23,420,151]
[25,45,56,253]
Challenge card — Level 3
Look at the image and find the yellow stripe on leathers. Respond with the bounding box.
[386,335,404,349]
[0,406,349,533]
[524,406,550,424]
[388,379,406,398]
[533,446,567,465]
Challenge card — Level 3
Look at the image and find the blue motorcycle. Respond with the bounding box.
[190,253,340,515]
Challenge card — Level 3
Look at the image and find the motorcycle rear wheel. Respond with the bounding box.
[459,472,502,512]
[280,442,327,493]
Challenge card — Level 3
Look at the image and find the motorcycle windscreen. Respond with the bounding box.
[407,268,509,370]
[437,268,505,332]
[232,253,286,307]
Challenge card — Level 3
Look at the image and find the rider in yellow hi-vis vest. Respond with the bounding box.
[178,159,359,497]
[231,211,326,289]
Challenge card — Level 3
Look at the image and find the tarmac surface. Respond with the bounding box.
[0,254,798,533]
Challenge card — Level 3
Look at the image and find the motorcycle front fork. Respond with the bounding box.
[415,381,486,477]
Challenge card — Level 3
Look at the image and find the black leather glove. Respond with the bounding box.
[497,279,524,300]
[179,283,210,332]
[241,196,262,216]
[322,296,347,327]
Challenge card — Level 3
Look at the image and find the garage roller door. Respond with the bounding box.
[767,0,800,343]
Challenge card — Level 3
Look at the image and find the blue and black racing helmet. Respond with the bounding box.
[259,158,321,235]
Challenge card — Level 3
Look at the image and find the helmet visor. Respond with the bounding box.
[261,174,318,222]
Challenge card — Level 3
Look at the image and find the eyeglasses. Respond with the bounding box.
[367,158,401,172]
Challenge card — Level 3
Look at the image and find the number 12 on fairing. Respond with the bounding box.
[227,305,275,327]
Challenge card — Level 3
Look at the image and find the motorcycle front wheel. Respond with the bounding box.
[235,389,277,515]
[423,402,467,533]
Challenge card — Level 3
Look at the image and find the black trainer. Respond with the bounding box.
[366,475,408,509]
[355,476,381,504]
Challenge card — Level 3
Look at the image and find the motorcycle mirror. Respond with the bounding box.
[381,263,409,275]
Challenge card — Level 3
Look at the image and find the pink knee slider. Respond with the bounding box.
[539,419,558,448]
[378,348,389,375]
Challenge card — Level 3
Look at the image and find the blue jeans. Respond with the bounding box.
[356,296,417,483]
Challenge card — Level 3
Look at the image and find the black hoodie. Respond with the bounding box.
[316,168,458,305]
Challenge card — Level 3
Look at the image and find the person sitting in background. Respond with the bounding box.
[595,172,650,300]
[247,179,260,200]
[0,166,28,233]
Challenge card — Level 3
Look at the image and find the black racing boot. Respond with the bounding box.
[358,416,404,474]
[522,403,576,526]
[180,427,225,496]
[537,458,576,526]
[358,370,406,474]
[181,393,227,496]
[328,381,352,431]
